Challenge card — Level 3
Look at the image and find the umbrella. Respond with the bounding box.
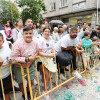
[49,20,64,25]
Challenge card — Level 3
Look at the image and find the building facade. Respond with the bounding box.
[42,0,100,26]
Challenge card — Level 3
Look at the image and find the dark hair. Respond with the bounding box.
[58,28,64,33]
[83,27,88,31]
[84,32,90,37]
[83,22,87,25]
[33,23,38,28]
[70,27,77,32]
[23,26,33,32]
[25,18,33,23]
[43,27,51,32]
[0,33,4,40]
[90,30,97,38]
[97,27,100,31]
[7,20,14,29]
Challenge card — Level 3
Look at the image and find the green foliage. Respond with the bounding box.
[0,0,19,24]
[18,0,45,23]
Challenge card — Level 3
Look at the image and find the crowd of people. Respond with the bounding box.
[0,18,100,100]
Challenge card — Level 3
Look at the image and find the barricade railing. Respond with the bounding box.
[0,63,17,100]
[0,53,89,100]
[31,54,86,100]
[84,46,100,80]
[0,62,30,100]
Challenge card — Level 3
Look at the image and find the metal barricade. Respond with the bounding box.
[0,53,87,100]
[84,47,100,80]
[0,63,16,100]
[30,55,86,100]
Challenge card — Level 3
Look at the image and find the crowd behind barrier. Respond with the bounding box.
[0,19,100,100]
[0,49,100,100]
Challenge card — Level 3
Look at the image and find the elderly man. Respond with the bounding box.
[61,24,68,37]
[55,27,83,80]
[11,26,39,100]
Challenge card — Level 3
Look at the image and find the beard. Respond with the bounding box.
[70,35,77,39]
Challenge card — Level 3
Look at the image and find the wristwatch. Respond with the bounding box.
[25,57,29,62]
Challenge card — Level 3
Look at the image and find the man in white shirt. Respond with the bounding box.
[55,27,82,79]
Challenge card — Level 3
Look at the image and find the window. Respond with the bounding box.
[50,2,56,11]
[60,0,67,7]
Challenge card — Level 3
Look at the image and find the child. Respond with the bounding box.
[38,27,57,100]
[76,42,84,54]
[82,32,96,69]
[11,26,39,100]
[91,37,100,53]
[0,33,11,100]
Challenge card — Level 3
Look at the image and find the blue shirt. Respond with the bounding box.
[0,24,3,30]
[61,30,68,37]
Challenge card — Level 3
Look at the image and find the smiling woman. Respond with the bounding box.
[38,27,57,100]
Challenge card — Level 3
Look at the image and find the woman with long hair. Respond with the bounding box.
[5,20,14,43]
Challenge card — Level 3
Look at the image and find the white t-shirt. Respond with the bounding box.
[78,31,84,40]
[39,37,55,54]
[51,32,60,43]
[18,30,23,39]
[33,29,38,37]
[54,34,80,52]
[0,46,11,79]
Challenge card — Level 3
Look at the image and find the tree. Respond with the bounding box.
[18,0,45,23]
[0,0,19,24]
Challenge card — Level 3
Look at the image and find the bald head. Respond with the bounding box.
[63,24,67,31]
